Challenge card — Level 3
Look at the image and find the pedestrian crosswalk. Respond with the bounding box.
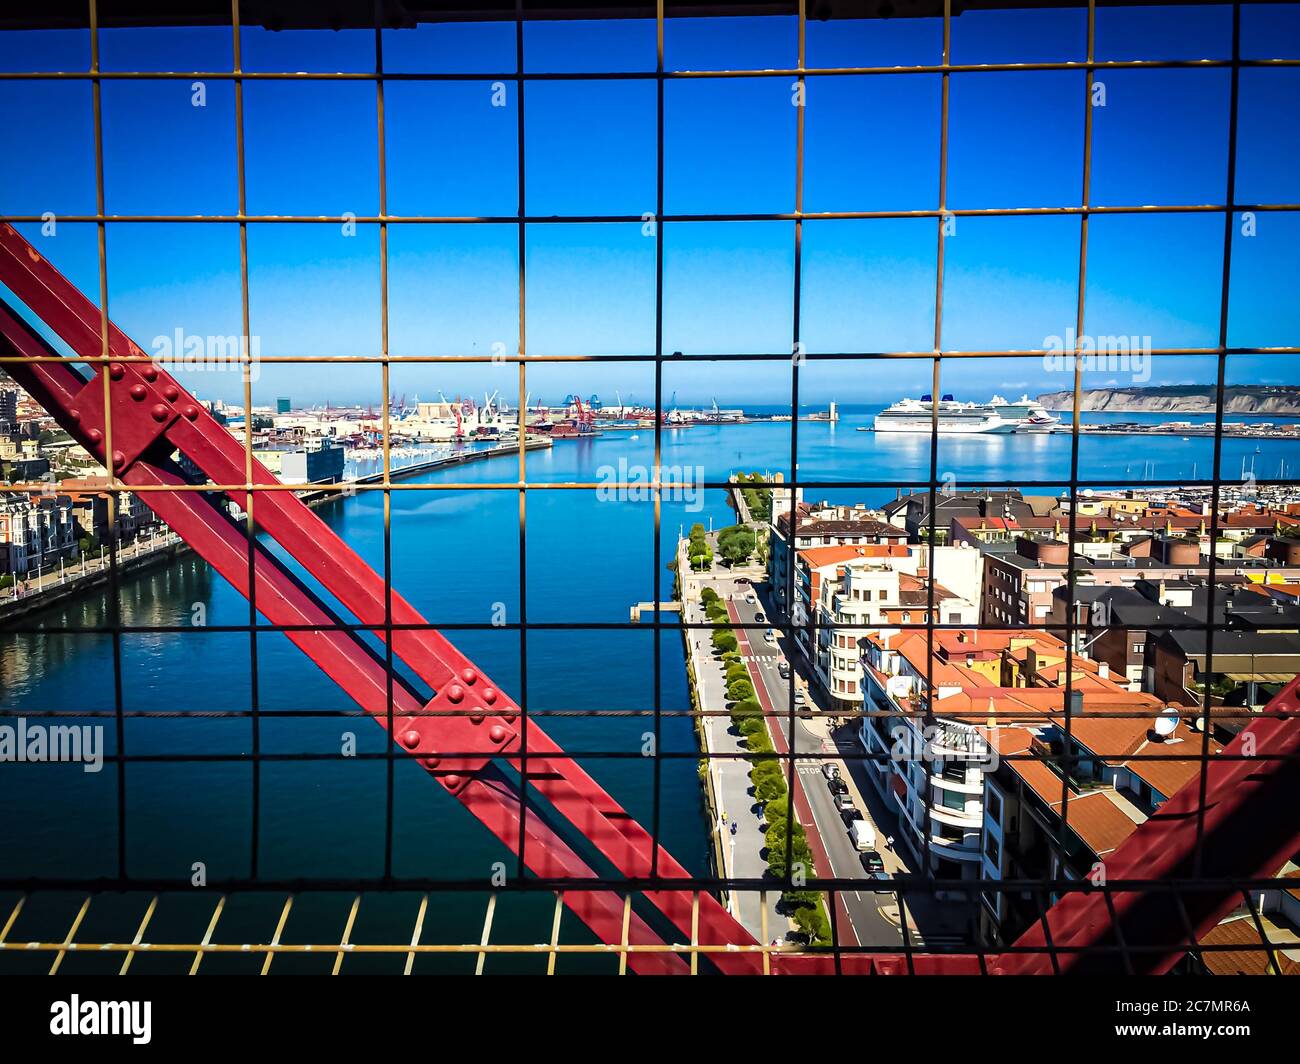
[742,653,782,664]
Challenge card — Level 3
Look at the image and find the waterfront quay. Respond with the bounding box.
[1,438,552,624]
[299,437,552,504]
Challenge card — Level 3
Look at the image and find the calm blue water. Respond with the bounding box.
[1,411,1296,972]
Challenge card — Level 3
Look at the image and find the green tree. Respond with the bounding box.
[712,630,737,654]
[716,525,757,567]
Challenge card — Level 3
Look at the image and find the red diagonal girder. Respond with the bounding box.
[0,222,758,972]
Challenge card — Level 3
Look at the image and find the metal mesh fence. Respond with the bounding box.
[0,0,1297,974]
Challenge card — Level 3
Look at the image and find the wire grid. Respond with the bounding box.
[0,0,1297,972]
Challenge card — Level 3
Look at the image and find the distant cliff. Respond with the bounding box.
[1036,386,1300,416]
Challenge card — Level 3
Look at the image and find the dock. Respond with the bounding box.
[300,437,552,505]
[629,600,682,623]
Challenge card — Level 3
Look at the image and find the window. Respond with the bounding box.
[985,832,1001,866]
[987,788,1004,825]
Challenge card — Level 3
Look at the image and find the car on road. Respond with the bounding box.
[840,806,863,827]
[859,851,890,892]
[744,593,756,604]
[754,611,765,623]
[764,628,776,644]
[828,778,848,796]
[849,820,877,851]
[834,792,856,814]
[778,661,790,679]
[821,762,839,780]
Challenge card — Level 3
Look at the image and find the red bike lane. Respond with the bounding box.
[728,601,861,947]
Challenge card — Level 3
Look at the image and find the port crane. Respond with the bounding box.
[0,222,1297,974]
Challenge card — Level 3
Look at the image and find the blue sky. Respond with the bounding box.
[0,7,1297,407]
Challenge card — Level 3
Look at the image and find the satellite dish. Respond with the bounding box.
[1082,488,1094,497]
[1153,706,1180,738]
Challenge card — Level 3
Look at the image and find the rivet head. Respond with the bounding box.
[163,385,180,401]
[87,428,102,444]
[489,725,508,743]
[443,774,463,789]
[150,403,169,422]
[142,366,158,382]
[112,450,126,469]
[401,729,420,749]
[481,687,498,705]
[183,405,200,420]
[421,755,441,770]
[69,408,81,422]
[461,667,477,684]
[445,684,465,704]
[470,712,484,725]
[108,363,125,380]
[129,384,148,401]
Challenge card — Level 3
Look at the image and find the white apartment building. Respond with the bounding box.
[0,493,79,578]
[794,544,979,714]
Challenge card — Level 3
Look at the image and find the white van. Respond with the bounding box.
[849,820,877,852]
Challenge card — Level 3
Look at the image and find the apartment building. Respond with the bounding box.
[792,544,978,713]
[952,506,1293,559]
[979,702,1224,947]
[59,477,159,543]
[768,498,906,616]
[0,493,79,578]
[881,488,1047,542]
[857,627,1128,889]
[979,533,1300,628]
[1052,579,1300,702]
[0,386,17,430]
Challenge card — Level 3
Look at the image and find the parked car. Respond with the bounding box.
[860,850,885,875]
[754,611,765,623]
[820,762,839,780]
[834,792,856,814]
[841,807,863,827]
[744,593,756,604]
[778,661,791,679]
[828,777,848,796]
[764,628,777,644]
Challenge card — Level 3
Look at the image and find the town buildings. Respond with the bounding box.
[857,626,1140,889]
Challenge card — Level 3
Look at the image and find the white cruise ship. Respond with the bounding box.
[988,394,1060,433]
[874,395,1017,435]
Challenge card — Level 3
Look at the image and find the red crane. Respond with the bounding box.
[1,221,1297,975]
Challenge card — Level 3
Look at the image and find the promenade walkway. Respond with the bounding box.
[679,542,784,944]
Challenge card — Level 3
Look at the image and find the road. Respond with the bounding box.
[728,591,906,949]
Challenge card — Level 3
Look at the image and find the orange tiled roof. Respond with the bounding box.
[798,543,910,569]
[1048,790,1141,858]
[1197,919,1300,976]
